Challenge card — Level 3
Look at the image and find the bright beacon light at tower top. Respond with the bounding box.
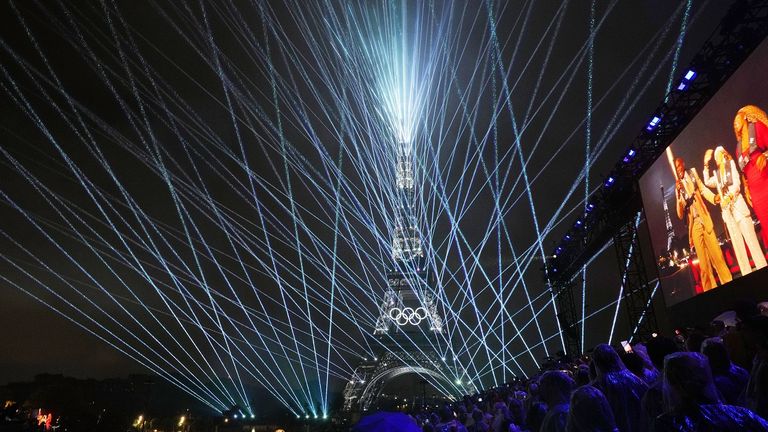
[362,4,429,149]
[376,53,423,148]
[380,75,419,146]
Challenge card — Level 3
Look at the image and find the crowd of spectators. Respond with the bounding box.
[353,300,768,432]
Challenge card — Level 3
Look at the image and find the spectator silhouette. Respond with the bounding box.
[744,316,768,420]
[591,344,648,432]
[566,385,618,432]
[538,371,574,432]
[574,365,590,387]
[702,337,749,405]
[641,336,679,427]
[655,352,768,431]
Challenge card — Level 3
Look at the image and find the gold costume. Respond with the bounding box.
[676,168,733,291]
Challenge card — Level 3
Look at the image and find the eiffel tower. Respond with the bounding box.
[342,138,474,412]
[662,182,676,253]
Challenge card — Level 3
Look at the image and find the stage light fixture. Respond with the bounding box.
[677,70,697,91]
[646,116,661,131]
[623,149,636,163]
[605,177,615,187]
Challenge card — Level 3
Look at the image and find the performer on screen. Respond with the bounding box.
[675,157,733,291]
[735,105,768,246]
[703,146,767,275]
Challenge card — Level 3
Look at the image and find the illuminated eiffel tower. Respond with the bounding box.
[662,182,676,253]
[342,138,472,413]
[373,139,443,336]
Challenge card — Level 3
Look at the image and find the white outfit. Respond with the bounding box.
[703,159,767,275]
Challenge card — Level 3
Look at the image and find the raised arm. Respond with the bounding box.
[702,167,717,189]
[675,181,685,220]
[702,150,717,189]
[693,168,717,205]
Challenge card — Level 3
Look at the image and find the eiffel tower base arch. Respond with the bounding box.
[342,349,476,413]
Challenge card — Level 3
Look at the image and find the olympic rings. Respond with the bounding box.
[388,307,429,325]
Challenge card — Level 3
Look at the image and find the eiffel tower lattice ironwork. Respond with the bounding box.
[342,138,474,412]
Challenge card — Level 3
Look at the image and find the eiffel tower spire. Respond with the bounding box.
[661,182,675,252]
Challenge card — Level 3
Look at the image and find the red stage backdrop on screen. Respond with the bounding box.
[639,38,768,306]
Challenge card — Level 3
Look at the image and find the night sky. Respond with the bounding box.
[0,0,741,412]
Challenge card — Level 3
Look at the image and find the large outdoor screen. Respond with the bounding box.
[639,38,768,306]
